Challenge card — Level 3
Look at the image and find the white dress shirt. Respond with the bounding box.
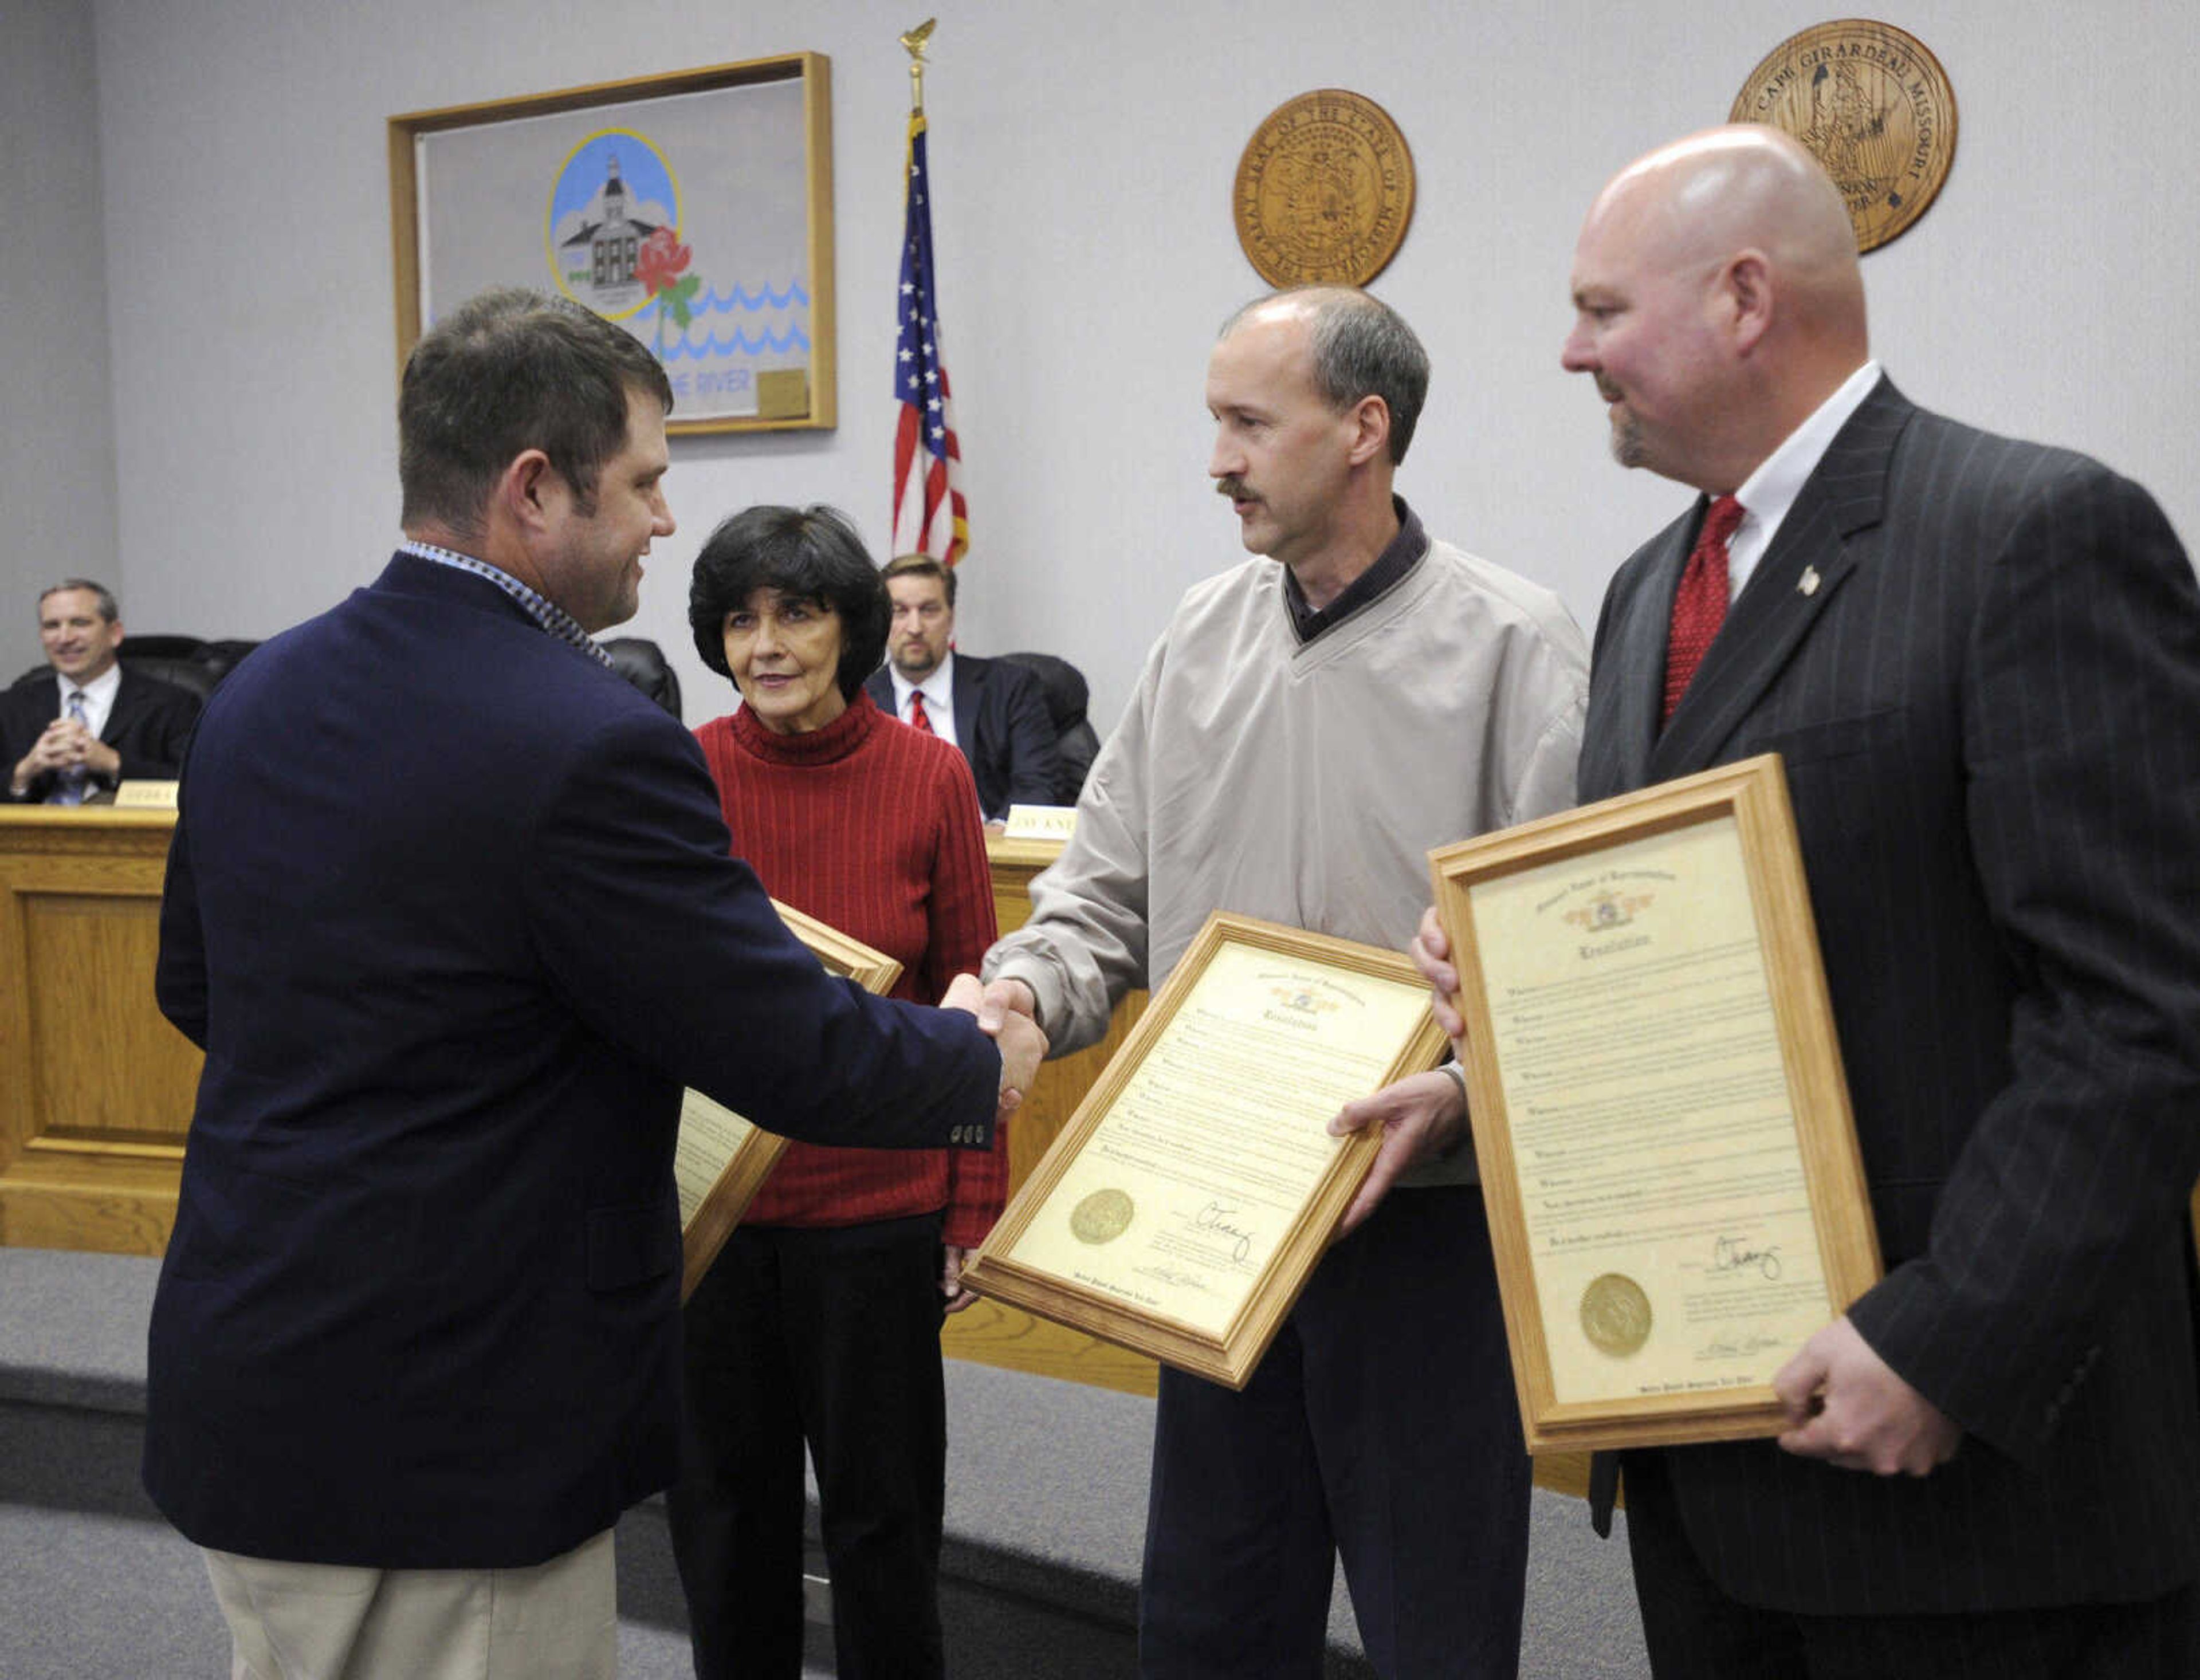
[1728,360,1882,600]
[886,650,960,750]
[61,661,123,742]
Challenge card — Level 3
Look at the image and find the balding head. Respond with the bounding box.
[1562,124,1871,492]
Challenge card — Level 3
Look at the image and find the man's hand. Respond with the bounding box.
[18,719,82,785]
[1326,1068,1467,1236]
[976,975,1038,1033]
[940,1243,979,1313]
[991,1010,1046,1114]
[21,718,120,786]
[941,974,1047,1116]
[1774,1314,1961,1475]
[1411,905,1467,1040]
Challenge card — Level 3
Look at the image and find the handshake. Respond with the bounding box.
[940,974,1048,1122]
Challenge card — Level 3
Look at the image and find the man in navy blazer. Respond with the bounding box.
[865,553,1062,819]
[1424,126,2200,1674]
[3,579,199,801]
[146,289,1042,1679]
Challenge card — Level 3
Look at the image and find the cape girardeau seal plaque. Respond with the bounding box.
[1234,89,1415,287]
[1730,19,1958,254]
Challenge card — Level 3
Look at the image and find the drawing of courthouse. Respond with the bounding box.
[559,155,662,292]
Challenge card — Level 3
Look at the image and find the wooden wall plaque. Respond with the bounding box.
[1731,19,1957,253]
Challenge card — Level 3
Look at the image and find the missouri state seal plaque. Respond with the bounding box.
[1233,89,1416,288]
[1730,19,1958,254]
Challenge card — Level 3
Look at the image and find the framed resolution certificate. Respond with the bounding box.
[1429,756,1880,1452]
[676,902,902,1302]
[961,912,1447,1387]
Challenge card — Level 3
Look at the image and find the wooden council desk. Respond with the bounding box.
[29,811,2181,1501]
[0,806,201,1255]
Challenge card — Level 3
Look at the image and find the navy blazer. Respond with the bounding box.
[1584,380,2200,1614]
[145,555,999,1569]
[1,666,201,800]
[865,652,1062,819]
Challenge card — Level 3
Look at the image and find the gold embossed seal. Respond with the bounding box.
[1233,89,1416,288]
[1580,1273,1653,1357]
[1071,1188,1136,1245]
[1730,19,1958,253]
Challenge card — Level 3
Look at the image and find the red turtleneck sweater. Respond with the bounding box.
[693,689,1005,1246]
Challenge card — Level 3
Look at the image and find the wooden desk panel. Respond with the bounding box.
[0,809,199,1253]
[12,817,2181,1501]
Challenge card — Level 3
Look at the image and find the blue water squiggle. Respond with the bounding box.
[658,324,812,360]
[699,281,810,313]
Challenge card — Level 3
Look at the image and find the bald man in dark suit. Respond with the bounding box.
[1421,127,2200,1675]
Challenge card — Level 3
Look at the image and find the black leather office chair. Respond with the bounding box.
[117,652,219,702]
[997,651,1099,805]
[13,635,256,703]
[603,637,682,721]
[195,639,261,683]
[114,635,208,662]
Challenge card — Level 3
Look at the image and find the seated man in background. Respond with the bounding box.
[3,579,201,802]
[865,553,1062,821]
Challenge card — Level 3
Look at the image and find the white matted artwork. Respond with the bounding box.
[389,54,835,432]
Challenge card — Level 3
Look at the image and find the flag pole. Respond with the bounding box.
[900,17,935,115]
[888,14,967,568]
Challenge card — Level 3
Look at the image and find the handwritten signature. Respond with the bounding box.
[1711,1234,1783,1280]
[1193,1201,1256,1263]
[1135,1265,1207,1291]
[1695,1328,1782,1360]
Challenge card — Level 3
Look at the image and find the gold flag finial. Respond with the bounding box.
[901,17,936,113]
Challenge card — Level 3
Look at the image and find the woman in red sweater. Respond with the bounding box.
[669,505,1005,1679]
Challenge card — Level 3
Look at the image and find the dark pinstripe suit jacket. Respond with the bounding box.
[1582,377,2200,1614]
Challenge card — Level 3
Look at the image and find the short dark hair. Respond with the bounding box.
[38,579,119,622]
[688,505,890,700]
[1221,287,1431,464]
[399,288,674,541]
[881,552,956,608]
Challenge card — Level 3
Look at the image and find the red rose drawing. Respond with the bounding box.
[637,227,692,296]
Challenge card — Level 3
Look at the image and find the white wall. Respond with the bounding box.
[2,0,119,663]
[53,1,2200,730]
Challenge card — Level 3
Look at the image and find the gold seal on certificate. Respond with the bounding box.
[961,912,1447,1388]
[1580,1274,1653,1358]
[1429,757,1882,1453]
[1071,1189,1136,1245]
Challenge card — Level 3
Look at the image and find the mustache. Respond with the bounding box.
[1216,478,1256,502]
[1595,379,1623,402]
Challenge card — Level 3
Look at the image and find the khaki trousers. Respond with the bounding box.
[202,1527,615,1680]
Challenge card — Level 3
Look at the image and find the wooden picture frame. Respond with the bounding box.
[677,900,899,1301]
[962,912,1447,1388]
[1428,756,1881,1452]
[390,53,835,434]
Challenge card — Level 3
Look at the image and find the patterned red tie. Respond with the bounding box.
[907,691,935,734]
[1663,494,1745,725]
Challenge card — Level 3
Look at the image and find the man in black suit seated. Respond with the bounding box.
[3,579,201,802]
[865,553,1062,823]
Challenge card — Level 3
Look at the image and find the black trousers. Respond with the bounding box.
[669,1213,947,1680]
[1137,1186,1531,1679]
[1621,1446,2200,1679]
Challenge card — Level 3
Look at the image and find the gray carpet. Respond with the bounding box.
[0,1246,1649,1677]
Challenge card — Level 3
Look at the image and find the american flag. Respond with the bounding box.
[890,112,968,565]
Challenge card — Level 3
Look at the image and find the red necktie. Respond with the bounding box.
[907,691,935,734]
[1663,494,1744,724]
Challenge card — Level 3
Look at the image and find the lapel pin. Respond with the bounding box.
[1798,565,1822,597]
